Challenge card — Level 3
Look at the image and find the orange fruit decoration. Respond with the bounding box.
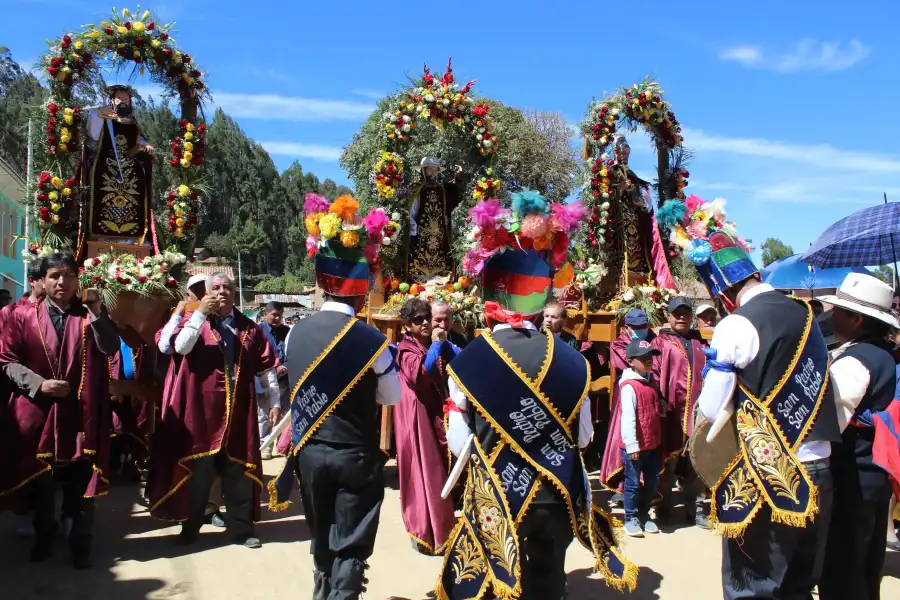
[553,262,575,288]
[458,275,470,289]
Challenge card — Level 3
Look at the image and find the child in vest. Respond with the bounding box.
[619,339,663,537]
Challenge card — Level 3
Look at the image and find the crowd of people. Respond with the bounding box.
[0,193,898,600]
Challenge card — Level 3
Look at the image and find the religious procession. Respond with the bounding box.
[0,6,899,600]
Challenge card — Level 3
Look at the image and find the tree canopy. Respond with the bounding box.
[760,238,794,267]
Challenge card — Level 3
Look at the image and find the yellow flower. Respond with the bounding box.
[151,40,161,48]
[174,228,184,238]
[318,213,341,240]
[177,184,190,197]
[340,230,359,248]
[329,194,359,220]
[117,26,127,34]
[50,203,61,212]
[175,217,185,227]
[62,187,71,197]
[185,123,195,132]
[50,177,62,189]
[175,209,183,217]
[74,40,83,50]
[60,135,71,144]
[64,114,73,125]
[305,214,321,236]
[180,158,190,168]
[182,141,193,152]
[132,50,141,60]
[132,21,145,33]
[51,215,59,225]
[183,151,193,161]
[184,132,193,141]
[693,210,707,222]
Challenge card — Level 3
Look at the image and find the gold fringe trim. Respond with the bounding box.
[535,332,554,386]
[266,477,290,513]
[264,321,389,511]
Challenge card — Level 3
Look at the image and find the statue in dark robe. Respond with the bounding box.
[407,157,460,283]
[611,135,655,282]
[80,85,154,242]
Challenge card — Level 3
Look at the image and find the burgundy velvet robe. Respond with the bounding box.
[393,335,456,554]
[651,329,707,462]
[147,310,276,522]
[599,329,656,489]
[109,344,157,453]
[0,301,111,507]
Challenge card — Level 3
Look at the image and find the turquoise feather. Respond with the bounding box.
[656,200,686,230]
[510,189,548,216]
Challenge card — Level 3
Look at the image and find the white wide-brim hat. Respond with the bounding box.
[187,274,209,289]
[819,272,900,329]
[420,156,445,171]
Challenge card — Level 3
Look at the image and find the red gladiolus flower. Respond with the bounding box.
[45,124,54,133]
[47,104,58,114]
[83,53,92,63]
[160,32,169,40]
[47,136,56,144]
[49,147,56,155]
[170,142,178,151]
[135,37,143,46]
[190,191,198,200]
[65,178,75,188]
[182,54,191,64]
[124,21,132,30]
[191,69,201,77]
[51,57,62,67]
[147,21,155,30]
[178,119,186,127]
[48,67,58,76]
[117,48,127,57]
[61,41,70,49]
[169,159,178,167]
[167,202,174,210]
[104,27,114,35]
[92,257,101,266]
[197,124,207,133]
[37,193,48,201]
[163,48,172,56]
[72,107,80,114]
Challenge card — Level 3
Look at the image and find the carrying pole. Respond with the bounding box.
[887,193,899,291]
[23,120,33,292]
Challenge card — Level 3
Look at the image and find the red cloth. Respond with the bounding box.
[599,330,655,489]
[871,400,900,500]
[0,300,111,506]
[618,378,662,452]
[146,311,277,522]
[483,301,524,328]
[651,330,707,460]
[393,334,456,553]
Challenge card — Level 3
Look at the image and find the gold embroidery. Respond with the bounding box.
[471,458,516,577]
[720,466,760,512]
[409,186,452,282]
[737,403,802,504]
[451,531,487,584]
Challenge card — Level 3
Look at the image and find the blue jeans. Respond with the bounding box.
[621,448,661,521]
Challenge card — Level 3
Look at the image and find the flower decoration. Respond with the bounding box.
[169,119,206,169]
[303,195,391,267]
[385,275,484,329]
[34,171,76,229]
[78,249,187,305]
[472,173,502,202]
[44,103,82,155]
[163,184,199,239]
[460,191,586,277]
[666,194,749,265]
[373,151,404,199]
[606,284,678,327]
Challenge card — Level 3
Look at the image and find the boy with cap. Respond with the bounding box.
[652,296,709,527]
[600,308,656,493]
[619,339,664,537]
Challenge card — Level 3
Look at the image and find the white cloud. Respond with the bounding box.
[214,92,374,122]
[684,127,900,175]
[352,89,385,100]
[260,141,343,161]
[719,39,870,73]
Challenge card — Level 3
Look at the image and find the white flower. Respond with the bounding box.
[391,212,402,221]
[599,137,607,144]
[623,289,635,302]
[402,124,411,133]
[425,94,434,103]
[382,111,393,120]
[382,237,392,246]
[442,98,450,106]
[402,115,411,122]
[602,192,609,199]
[483,140,492,148]
[600,202,610,210]
[601,153,609,160]
[611,108,620,116]
[107,265,118,278]
[83,259,94,269]
[466,227,480,242]
[476,134,483,141]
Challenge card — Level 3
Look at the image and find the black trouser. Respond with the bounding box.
[722,458,833,600]
[512,503,574,600]
[819,462,892,600]
[183,452,254,539]
[295,443,385,600]
[28,460,95,553]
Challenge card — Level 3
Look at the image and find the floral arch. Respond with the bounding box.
[30,6,207,296]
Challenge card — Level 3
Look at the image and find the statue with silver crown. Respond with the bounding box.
[407,156,460,282]
[80,84,155,251]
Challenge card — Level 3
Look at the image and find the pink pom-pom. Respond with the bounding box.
[520,214,549,239]
[468,198,502,229]
[362,207,390,235]
[306,235,318,255]
[303,193,329,215]
[549,201,587,234]
[684,194,704,215]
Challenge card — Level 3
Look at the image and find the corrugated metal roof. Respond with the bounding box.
[184,263,235,278]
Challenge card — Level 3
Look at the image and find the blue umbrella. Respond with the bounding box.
[761,254,869,290]
[802,201,900,268]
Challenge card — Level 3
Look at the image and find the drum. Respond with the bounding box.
[689,414,740,488]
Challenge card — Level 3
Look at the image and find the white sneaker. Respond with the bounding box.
[644,520,660,534]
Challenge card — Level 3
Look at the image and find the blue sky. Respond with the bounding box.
[4,0,900,263]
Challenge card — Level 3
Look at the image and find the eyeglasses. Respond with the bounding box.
[410,314,430,325]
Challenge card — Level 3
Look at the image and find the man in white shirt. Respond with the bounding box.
[693,231,840,600]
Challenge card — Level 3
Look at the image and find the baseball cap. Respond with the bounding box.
[695,303,716,316]
[623,309,649,327]
[667,296,693,313]
[626,339,661,360]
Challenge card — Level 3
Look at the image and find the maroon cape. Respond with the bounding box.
[599,330,656,489]
[146,310,276,522]
[109,344,157,454]
[0,300,111,507]
[651,329,707,462]
[394,335,456,554]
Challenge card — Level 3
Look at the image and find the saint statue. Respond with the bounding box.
[80,85,154,243]
[407,157,460,283]
[610,135,655,283]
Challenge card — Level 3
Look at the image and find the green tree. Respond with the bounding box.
[0,47,48,172]
[873,264,895,286]
[760,238,794,267]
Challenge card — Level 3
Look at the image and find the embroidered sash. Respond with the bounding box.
[268,318,387,511]
[711,303,829,536]
[436,333,636,600]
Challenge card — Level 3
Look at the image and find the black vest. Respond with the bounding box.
[286,310,380,449]
[733,291,841,445]
[466,328,580,504]
[839,341,895,465]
